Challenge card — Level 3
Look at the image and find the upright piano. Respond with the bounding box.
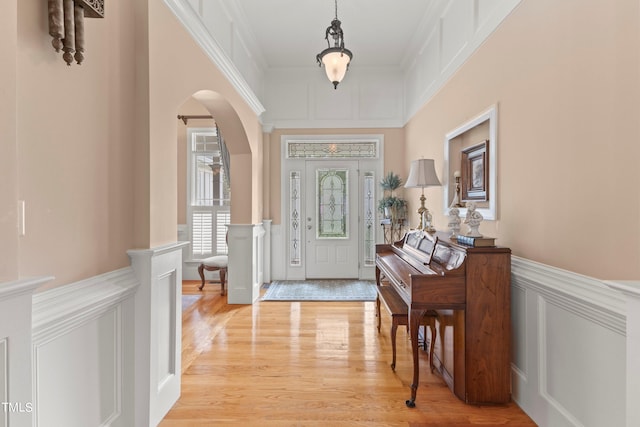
[375,229,511,408]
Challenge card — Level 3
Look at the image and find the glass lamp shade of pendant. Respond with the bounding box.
[319,48,352,89]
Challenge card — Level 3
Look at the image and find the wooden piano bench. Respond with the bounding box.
[197,255,228,296]
[375,284,437,371]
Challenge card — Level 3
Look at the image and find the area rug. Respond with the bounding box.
[262,280,377,302]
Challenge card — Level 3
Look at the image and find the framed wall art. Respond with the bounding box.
[461,140,488,202]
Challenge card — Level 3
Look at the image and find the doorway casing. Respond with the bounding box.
[280,135,384,281]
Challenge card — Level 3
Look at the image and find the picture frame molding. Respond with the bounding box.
[443,105,497,220]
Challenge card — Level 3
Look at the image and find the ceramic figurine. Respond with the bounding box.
[464,202,483,237]
[448,207,461,239]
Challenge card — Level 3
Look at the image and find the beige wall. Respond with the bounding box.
[5,0,636,285]
[9,0,137,286]
[266,128,406,225]
[148,2,263,243]
[405,0,640,279]
[0,1,18,282]
[0,0,263,286]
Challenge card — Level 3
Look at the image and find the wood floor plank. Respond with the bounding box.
[160,281,536,426]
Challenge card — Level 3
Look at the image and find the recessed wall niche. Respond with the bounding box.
[443,105,497,220]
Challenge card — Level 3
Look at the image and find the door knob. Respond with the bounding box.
[307,225,312,230]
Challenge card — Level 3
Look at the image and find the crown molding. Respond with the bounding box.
[163,0,265,117]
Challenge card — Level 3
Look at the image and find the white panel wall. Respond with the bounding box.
[263,67,405,129]
[270,224,285,281]
[440,0,471,74]
[0,338,5,427]
[605,281,640,426]
[200,0,232,55]
[128,242,187,427]
[26,243,185,427]
[227,224,265,304]
[34,310,120,427]
[511,257,627,427]
[31,269,139,427]
[0,277,51,427]
[0,339,5,427]
[403,0,522,123]
[475,0,503,32]
[155,271,178,389]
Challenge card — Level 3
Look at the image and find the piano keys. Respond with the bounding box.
[375,229,511,408]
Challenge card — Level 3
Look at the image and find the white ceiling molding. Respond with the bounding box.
[163,0,266,117]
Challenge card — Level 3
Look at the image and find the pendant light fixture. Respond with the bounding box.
[316,0,353,89]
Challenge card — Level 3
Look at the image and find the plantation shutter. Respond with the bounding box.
[192,211,213,257]
[216,210,230,254]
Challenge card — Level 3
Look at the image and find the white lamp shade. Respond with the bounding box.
[321,50,351,84]
[405,158,441,188]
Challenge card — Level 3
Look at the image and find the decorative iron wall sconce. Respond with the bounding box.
[48,0,104,66]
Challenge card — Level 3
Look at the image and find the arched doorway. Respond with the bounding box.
[176,91,264,304]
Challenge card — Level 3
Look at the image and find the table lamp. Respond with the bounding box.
[404,158,441,232]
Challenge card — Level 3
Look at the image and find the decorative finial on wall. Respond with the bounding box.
[48,0,104,66]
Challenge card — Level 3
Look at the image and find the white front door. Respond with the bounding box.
[305,160,359,278]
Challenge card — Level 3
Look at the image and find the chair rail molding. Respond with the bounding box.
[32,268,138,343]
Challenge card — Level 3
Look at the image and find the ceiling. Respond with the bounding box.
[232,0,434,68]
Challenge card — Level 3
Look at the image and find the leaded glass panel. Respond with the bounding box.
[316,169,348,239]
[287,142,377,158]
[289,171,301,265]
[363,172,375,266]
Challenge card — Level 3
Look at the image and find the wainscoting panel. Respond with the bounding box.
[511,257,626,427]
[1,338,6,427]
[128,241,187,426]
[510,283,527,376]
[542,297,624,426]
[0,276,52,427]
[605,280,640,426]
[226,224,265,304]
[31,268,138,427]
[155,271,177,390]
[270,224,285,281]
[34,309,120,427]
[262,220,272,283]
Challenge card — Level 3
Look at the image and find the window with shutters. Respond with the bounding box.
[187,128,230,259]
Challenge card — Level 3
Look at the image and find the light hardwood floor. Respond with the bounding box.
[160,281,536,426]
